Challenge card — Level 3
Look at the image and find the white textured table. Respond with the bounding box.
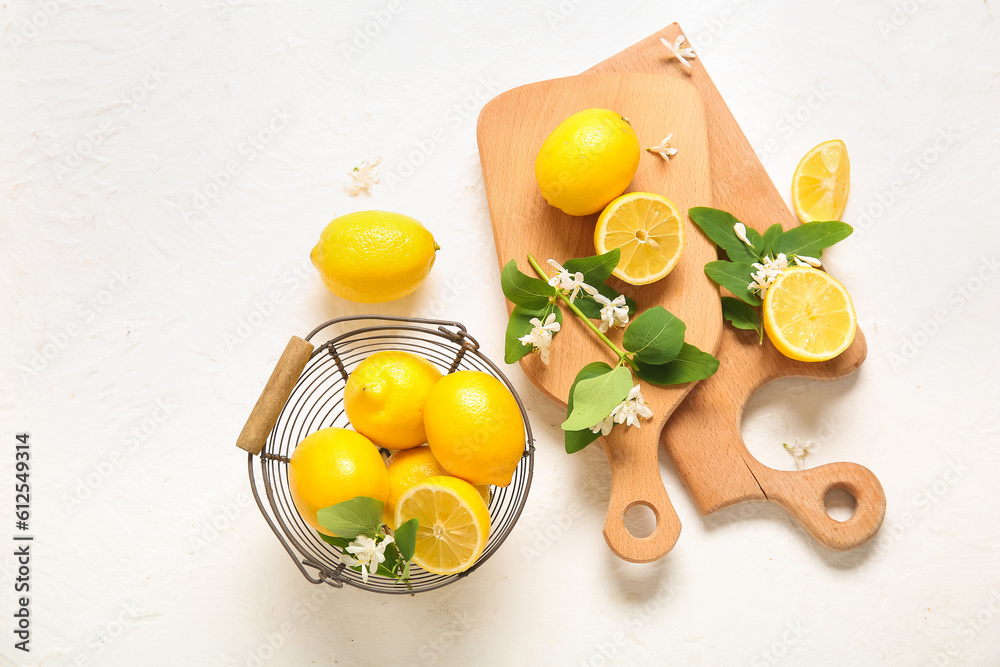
[3,1,999,665]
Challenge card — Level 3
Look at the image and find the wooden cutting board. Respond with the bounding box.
[477,74,722,562]
[585,25,886,551]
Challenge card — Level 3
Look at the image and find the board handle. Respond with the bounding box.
[235,336,315,455]
[600,428,682,563]
[754,462,886,551]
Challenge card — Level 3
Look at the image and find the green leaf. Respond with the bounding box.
[500,259,556,309]
[689,207,762,262]
[634,344,720,386]
[622,306,686,365]
[771,221,853,259]
[720,296,761,333]
[504,304,561,364]
[573,283,637,320]
[704,261,761,306]
[760,223,784,257]
[563,248,621,285]
[561,366,632,431]
[316,496,385,540]
[400,560,411,582]
[317,532,352,550]
[380,540,402,576]
[563,362,612,453]
[393,518,419,562]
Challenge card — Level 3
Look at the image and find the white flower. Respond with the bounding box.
[340,534,393,583]
[659,35,696,72]
[646,134,678,161]
[347,156,382,196]
[793,254,822,268]
[783,440,814,471]
[592,292,630,333]
[611,384,654,428]
[733,222,753,247]
[547,259,589,302]
[518,312,561,364]
[591,414,615,436]
[749,253,789,298]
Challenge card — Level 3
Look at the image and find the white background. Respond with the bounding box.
[2,1,999,665]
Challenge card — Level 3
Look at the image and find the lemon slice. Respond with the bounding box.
[763,267,857,362]
[792,140,850,223]
[594,192,685,285]
[394,475,490,575]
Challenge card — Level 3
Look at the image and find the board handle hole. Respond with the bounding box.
[824,486,857,522]
[624,501,657,538]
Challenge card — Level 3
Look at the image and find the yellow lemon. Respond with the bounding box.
[763,267,857,362]
[424,371,525,487]
[287,427,389,537]
[594,192,685,285]
[383,446,490,528]
[344,351,442,451]
[310,211,439,303]
[534,108,641,217]
[791,140,850,223]
[394,475,491,576]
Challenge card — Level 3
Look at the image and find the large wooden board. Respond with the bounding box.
[478,74,721,562]
[586,25,885,551]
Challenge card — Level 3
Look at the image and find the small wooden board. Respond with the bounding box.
[478,73,721,562]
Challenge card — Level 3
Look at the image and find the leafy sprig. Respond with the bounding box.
[317,496,418,584]
[501,250,719,454]
[689,207,853,339]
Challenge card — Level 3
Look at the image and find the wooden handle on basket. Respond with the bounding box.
[235,336,314,455]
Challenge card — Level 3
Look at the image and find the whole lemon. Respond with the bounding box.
[534,108,641,217]
[287,427,389,536]
[383,446,490,528]
[424,371,525,487]
[344,351,442,451]
[310,211,439,303]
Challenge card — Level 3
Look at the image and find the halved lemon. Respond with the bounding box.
[394,475,490,575]
[594,192,685,285]
[763,267,857,362]
[791,139,850,223]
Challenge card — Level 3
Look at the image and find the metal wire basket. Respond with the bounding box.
[243,315,535,594]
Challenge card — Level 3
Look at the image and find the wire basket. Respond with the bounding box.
[245,315,535,594]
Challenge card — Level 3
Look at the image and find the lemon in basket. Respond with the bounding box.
[345,351,442,450]
[384,446,490,528]
[287,427,389,537]
[395,475,491,575]
[424,371,525,487]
